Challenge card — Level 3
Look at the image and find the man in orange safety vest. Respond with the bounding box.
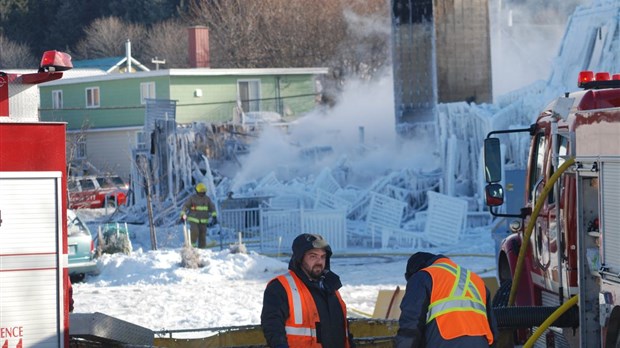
[261,233,355,348]
[396,252,497,348]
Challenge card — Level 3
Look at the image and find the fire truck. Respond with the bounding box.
[483,71,620,347]
[0,51,73,348]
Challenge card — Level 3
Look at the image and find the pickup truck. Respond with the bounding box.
[68,175,129,209]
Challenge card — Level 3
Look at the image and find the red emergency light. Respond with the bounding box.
[578,71,594,86]
[595,72,611,81]
[1,50,72,117]
[578,70,620,89]
[39,50,73,72]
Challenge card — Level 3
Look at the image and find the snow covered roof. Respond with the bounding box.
[40,67,329,85]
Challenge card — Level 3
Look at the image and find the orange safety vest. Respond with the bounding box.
[424,258,494,345]
[276,270,350,348]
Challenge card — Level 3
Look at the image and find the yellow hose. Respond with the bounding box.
[523,295,579,348]
[508,157,575,306]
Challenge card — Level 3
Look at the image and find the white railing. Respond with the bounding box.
[259,209,347,253]
[219,207,261,239]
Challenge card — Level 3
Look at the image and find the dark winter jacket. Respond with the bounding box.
[181,193,216,224]
[395,252,498,348]
[261,234,354,348]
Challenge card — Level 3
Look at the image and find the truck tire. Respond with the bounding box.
[70,273,85,283]
[493,279,512,308]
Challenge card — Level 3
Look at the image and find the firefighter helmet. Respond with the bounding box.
[195,183,207,193]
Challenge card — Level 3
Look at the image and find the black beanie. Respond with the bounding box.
[289,233,332,270]
[404,252,444,281]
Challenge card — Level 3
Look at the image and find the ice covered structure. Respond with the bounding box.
[116,0,619,252]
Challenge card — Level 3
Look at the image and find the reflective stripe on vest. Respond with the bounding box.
[187,216,210,224]
[191,205,211,211]
[285,326,316,337]
[424,259,494,344]
[275,271,351,348]
[187,210,216,224]
[281,272,305,325]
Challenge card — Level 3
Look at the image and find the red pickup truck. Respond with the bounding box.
[68,175,129,209]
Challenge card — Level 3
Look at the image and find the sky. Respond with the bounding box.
[489,0,590,96]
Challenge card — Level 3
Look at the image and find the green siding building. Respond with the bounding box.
[39,67,328,177]
[40,68,328,130]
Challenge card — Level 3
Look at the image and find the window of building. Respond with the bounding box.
[52,90,63,109]
[238,80,261,112]
[140,82,156,104]
[76,140,86,160]
[136,131,148,150]
[86,87,100,108]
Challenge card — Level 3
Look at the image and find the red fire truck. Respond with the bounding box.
[484,71,620,347]
[0,51,73,348]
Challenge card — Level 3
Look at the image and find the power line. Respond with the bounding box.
[39,93,321,112]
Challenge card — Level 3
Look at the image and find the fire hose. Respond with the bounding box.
[523,295,579,348]
[508,157,575,306]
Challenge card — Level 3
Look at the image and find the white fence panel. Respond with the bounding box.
[423,191,468,246]
[313,168,341,193]
[302,210,347,251]
[260,209,347,252]
[219,207,261,238]
[260,210,301,251]
[367,193,406,229]
[314,189,352,210]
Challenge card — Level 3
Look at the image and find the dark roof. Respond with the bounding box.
[71,57,124,71]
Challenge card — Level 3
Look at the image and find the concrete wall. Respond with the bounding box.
[435,0,492,104]
[392,0,436,124]
[391,0,492,126]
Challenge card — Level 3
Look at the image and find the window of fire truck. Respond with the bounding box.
[581,175,601,276]
[528,133,547,202]
[547,135,569,204]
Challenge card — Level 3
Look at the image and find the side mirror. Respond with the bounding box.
[485,183,504,207]
[484,138,502,183]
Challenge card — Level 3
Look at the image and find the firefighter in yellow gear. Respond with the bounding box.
[180,183,217,248]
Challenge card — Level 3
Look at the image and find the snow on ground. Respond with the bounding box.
[73,209,495,339]
[69,0,620,340]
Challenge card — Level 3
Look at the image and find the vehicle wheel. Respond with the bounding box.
[70,273,85,283]
[493,279,512,308]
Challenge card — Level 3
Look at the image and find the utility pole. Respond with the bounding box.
[151,57,166,70]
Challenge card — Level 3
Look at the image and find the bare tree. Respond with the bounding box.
[333,0,391,80]
[181,0,390,93]
[136,154,158,251]
[182,0,351,69]
[256,0,348,68]
[0,34,37,68]
[74,17,147,59]
[183,0,265,68]
[141,19,189,68]
[66,121,91,177]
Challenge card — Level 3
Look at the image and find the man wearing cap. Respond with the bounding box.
[396,252,497,348]
[261,233,354,348]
